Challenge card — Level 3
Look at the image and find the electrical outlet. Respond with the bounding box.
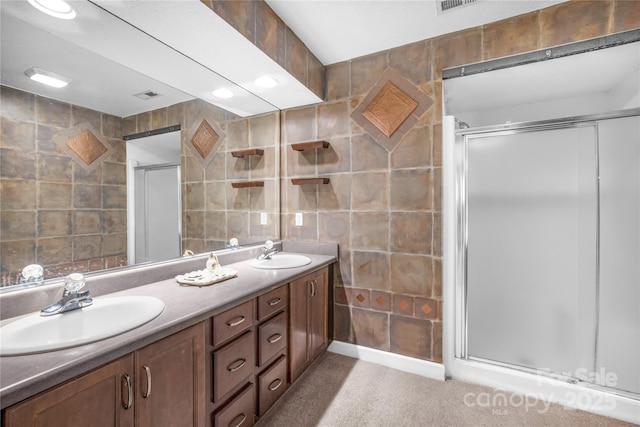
[295,212,303,227]
[260,212,267,225]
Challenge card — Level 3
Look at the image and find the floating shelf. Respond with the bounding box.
[231,181,264,188]
[231,148,264,158]
[291,141,330,151]
[291,178,330,185]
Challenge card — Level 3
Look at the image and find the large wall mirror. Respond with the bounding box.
[0,0,288,289]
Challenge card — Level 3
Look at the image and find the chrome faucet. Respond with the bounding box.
[41,273,93,316]
[256,240,278,260]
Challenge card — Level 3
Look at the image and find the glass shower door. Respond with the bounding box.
[465,125,598,377]
[597,115,640,395]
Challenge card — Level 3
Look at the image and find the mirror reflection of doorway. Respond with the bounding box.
[126,129,181,264]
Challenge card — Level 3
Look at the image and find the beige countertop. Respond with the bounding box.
[0,251,335,409]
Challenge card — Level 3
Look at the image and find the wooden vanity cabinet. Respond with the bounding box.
[208,285,289,426]
[3,355,135,427]
[3,322,205,427]
[289,267,329,384]
[135,322,205,427]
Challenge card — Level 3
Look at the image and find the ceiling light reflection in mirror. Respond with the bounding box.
[27,0,76,20]
[1,0,280,117]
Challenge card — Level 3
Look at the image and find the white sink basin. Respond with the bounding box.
[0,296,165,356]
[250,253,312,269]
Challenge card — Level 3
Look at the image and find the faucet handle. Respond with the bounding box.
[63,273,86,294]
[264,240,274,250]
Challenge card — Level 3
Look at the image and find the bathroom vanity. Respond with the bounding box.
[0,245,335,427]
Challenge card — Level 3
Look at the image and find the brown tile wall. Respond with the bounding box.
[123,99,280,254]
[0,86,127,285]
[204,0,325,99]
[281,0,639,363]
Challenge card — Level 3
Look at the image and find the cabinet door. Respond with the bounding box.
[288,274,310,383]
[309,268,328,360]
[135,322,205,427]
[3,356,134,427]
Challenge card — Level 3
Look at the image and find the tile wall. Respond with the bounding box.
[123,99,280,254]
[0,86,127,285]
[280,0,639,363]
[205,0,324,99]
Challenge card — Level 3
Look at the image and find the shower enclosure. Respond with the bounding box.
[443,34,640,423]
[457,115,639,398]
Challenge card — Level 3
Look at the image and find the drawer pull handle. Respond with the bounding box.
[267,297,282,306]
[142,365,151,398]
[229,413,247,427]
[226,315,246,327]
[267,333,282,344]
[227,358,246,372]
[121,374,132,409]
[268,378,283,391]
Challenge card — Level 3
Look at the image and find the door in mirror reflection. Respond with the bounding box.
[127,131,181,264]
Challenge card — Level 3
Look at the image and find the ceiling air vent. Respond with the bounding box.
[438,0,478,14]
[134,90,160,100]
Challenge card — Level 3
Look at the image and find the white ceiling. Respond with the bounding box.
[1,0,573,118]
[265,0,569,65]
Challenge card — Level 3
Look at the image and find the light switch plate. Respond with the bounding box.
[295,212,303,226]
[260,212,267,225]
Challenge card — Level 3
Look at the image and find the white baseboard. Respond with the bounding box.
[328,341,446,381]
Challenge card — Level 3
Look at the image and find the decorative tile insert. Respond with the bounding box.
[55,122,112,173]
[66,129,107,165]
[191,119,219,159]
[352,68,433,152]
[361,81,418,138]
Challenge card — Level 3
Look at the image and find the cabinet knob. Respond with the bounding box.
[142,365,152,398]
[310,279,317,297]
[267,333,282,344]
[229,413,247,427]
[226,315,246,327]
[267,297,282,306]
[227,358,247,372]
[268,378,283,391]
[121,374,133,409]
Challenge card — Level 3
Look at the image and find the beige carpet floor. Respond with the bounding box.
[256,352,638,427]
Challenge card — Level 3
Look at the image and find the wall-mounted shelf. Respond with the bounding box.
[231,181,264,188]
[231,148,264,158]
[291,141,330,151]
[291,178,330,185]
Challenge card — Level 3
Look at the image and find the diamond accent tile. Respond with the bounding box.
[362,82,418,138]
[352,68,433,152]
[421,303,433,314]
[66,130,107,165]
[398,300,408,310]
[356,293,366,303]
[376,296,385,306]
[191,120,219,159]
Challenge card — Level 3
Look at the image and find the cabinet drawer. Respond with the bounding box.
[212,300,254,346]
[257,286,288,321]
[213,384,255,427]
[258,356,287,416]
[213,332,254,402]
[257,311,287,367]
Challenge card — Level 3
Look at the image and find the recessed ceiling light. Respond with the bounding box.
[212,88,234,99]
[28,0,76,19]
[24,67,70,88]
[254,76,277,88]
